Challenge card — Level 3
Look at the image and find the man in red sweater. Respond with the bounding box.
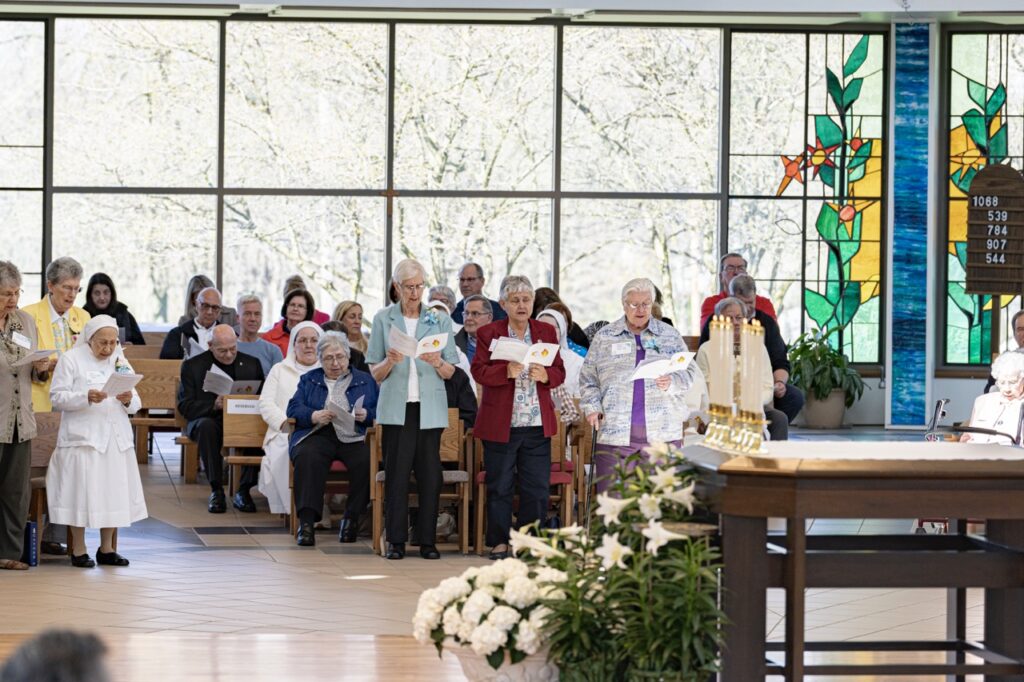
[700,252,777,328]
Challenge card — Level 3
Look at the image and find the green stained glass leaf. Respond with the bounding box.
[954,241,969,268]
[805,288,835,328]
[962,109,988,150]
[956,166,978,194]
[848,140,872,169]
[843,35,870,78]
[815,115,843,149]
[990,125,1007,162]
[825,68,844,112]
[826,249,841,303]
[848,164,866,183]
[818,164,835,188]
[947,282,974,316]
[986,83,1007,119]
[836,282,861,327]
[967,79,988,109]
[842,78,863,110]
[815,203,840,242]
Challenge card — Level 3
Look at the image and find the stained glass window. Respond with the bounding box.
[729,32,885,363]
[944,32,1024,365]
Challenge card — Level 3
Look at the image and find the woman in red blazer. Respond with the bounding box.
[471,275,565,560]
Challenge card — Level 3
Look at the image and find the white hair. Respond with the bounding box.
[992,351,1024,383]
[392,258,428,287]
[499,275,533,302]
[317,331,351,360]
[729,274,757,298]
[45,256,83,286]
[236,293,262,311]
[620,277,656,303]
[0,261,22,290]
[714,296,745,316]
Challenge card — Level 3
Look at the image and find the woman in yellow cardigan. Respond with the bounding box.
[21,257,91,413]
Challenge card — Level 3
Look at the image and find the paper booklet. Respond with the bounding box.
[100,372,143,396]
[202,365,260,396]
[11,349,56,367]
[297,394,366,445]
[184,337,205,360]
[489,336,560,367]
[388,325,449,357]
[629,351,695,382]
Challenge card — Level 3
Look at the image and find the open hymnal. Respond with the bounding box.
[388,325,449,357]
[489,337,560,367]
[202,365,260,396]
[629,352,695,382]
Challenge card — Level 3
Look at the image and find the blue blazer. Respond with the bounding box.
[287,367,378,458]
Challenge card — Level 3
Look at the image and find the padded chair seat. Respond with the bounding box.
[554,461,574,473]
[330,460,348,473]
[31,476,46,490]
[377,470,469,484]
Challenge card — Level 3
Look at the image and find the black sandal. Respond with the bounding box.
[96,550,129,567]
[70,553,95,568]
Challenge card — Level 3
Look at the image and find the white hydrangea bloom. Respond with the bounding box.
[486,605,522,631]
[514,620,542,655]
[462,589,496,625]
[502,575,540,609]
[529,605,552,629]
[663,480,696,514]
[533,566,568,586]
[457,618,476,641]
[595,493,634,526]
[637,493,663,520]
[469,622,508,657]
[442,605,463,637]
[436,576,472,605]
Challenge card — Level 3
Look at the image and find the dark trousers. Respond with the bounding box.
[382,403,442,545]
[483,426,551,547]
[765,408,789,441]
[0,429,30,561]
[774,383,806,423]
[188,417,257,492]
[291,427,370,523]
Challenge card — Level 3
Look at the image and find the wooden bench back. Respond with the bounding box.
[130,358,181,410]
[683,335,700,351]
[123,344,163,360]
[30,412,62,468]
[439,407,464,466]
[223,395,268,448]
[142,331,167,347]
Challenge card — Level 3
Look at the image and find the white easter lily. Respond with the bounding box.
[649,465,680,492]
[595,493,634,526]
[644,441,671,466]
[637,493,663,520]
[663,480,696,515]
[594,531,633,570]
[640,519,688,556]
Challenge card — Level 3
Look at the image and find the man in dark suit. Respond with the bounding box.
[177,324,265,513]
[161,287,223,360]
[454,295,493,362]
[444,366,478,428]
[451,262,506,325]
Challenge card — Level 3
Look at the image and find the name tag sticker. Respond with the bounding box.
[12,332,31,349]
[226,399,261,415]
[611,342,633,356]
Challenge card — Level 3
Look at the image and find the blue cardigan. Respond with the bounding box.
[287,367,378,458]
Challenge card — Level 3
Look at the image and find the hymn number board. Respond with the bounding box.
[966,164,1024,295]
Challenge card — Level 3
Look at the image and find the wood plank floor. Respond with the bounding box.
[0,633,464,681]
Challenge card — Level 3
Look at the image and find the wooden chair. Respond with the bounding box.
[28,412,61,564]
[574,411,596,525]
[221,396,267,496]
[122,344,162,361]
[129,358,181,464]
[371,408,472,555]
[474,411,574,556]
[682,335,700,351]
[174,407,200,484]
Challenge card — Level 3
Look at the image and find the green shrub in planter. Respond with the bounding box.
[789,328,865,409]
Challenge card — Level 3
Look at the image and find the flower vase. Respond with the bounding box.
[444,643,558,682]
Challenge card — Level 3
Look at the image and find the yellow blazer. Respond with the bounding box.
[21,297,91,412]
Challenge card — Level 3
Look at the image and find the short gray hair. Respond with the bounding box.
[45,256,83,286]
[714,296,745,316]
[620,277,656,303]
[236,293,262,311]
[317,331,350,360]
[499,275,533,302]
[728,274,757,298]
[392,258,428,288]
[992,351,1024,382]
[0,261,22,290]
[463,294,493,316]
[0,629,111,682]
[719,252,747,272]
[460,261,484,280]
[428,285,456,311]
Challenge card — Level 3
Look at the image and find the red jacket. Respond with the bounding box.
[699,292,777,329]
[471,319,566,443]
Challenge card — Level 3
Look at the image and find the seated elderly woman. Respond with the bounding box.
[257,321,322,517]
[263,288,317,357]
[331,300,369,354]
[962,351,1024,444]
[47,315,148,568]
[287,332,377,547]
[471,275,566,560]
[695,297,788,441]
[579,277,697,493]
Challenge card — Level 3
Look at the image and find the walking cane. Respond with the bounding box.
[583,424,598,531]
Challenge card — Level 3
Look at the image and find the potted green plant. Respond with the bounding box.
[788,327,866,429]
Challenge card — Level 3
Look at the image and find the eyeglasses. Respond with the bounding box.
[0,289,22,300]
[198,302,222,312]
[402,283,426,293]
[464,310,492,318]
[723,265,747,274]
[626,302,652,311]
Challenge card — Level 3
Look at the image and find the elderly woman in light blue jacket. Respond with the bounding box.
[579,277,697,492]
[367,258,459,561]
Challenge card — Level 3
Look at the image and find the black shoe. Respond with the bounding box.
[488,546,510,561]
[385,542,405,560]
[232,490,256,513]
[419,545,440,560]
[208,489,226,514]
[338,518,358,543]
[41,541,66,555]
[96,550,129,567]
[296,523,315,547]
[70,553,95,568]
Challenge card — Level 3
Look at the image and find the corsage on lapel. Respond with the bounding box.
[423,308,440,327]
[641,335,660,353]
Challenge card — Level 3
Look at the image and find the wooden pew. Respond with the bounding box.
[129,358,181,464]
[123,344,163,361]
[141,331,167,347]
[222,396,267,496]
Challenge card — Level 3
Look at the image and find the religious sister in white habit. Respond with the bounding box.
[47,315,148,569]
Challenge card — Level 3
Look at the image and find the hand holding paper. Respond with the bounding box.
[629,351,694,382]
[490,337,559,367]
[100,372,143,396]
[388,325,449,358]
[11,349,56,368]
